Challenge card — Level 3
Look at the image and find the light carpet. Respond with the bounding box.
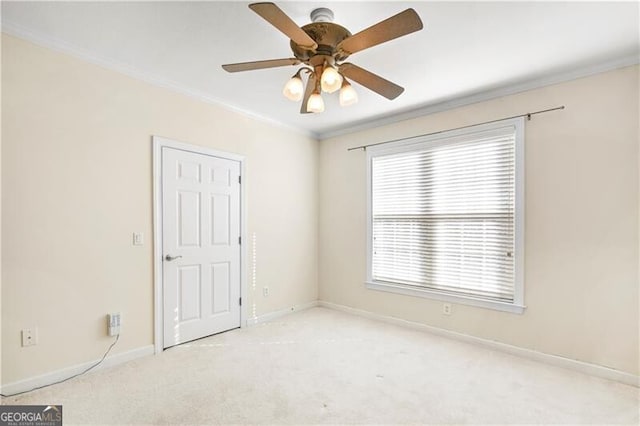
[2,307,639,424]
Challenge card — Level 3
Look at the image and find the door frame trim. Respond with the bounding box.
[152,136,247,354]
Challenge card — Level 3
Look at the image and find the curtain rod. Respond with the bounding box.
[347,105,565,152]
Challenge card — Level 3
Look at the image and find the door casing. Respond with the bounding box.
[152,136,247,354]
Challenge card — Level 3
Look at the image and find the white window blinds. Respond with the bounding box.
[370,124,520,303]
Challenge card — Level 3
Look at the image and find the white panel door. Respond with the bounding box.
[162,147,241,348]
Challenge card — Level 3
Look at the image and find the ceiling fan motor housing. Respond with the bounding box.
[290,22,352,62]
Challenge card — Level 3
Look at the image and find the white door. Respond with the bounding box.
[162,146,241,348]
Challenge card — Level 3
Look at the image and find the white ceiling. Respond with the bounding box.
[2,1,639,138]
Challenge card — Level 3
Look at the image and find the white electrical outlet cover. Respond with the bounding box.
[21,328,38,346]
[108,313,122,336]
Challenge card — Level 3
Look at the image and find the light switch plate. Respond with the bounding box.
[133,232,144,246]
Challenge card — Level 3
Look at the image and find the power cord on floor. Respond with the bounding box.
[0,334,120,398]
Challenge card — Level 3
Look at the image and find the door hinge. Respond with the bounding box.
[238,175,242,184]
[238,236,241,245]
[239,297,242,306]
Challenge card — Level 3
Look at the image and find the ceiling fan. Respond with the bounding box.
[221,3,423,113]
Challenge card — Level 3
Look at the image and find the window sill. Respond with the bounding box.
[365,281,526,314]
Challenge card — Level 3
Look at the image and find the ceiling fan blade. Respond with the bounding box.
[300,73,316,114]
[222,58,301,73]
[249,2,318,50]
[339,63,404,100]
[337,9,423,55]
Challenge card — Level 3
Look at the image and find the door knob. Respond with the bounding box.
[165,254,183,261]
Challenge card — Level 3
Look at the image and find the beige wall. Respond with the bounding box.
[319,65,640,375]
[1,34,318,385]
[2,31,638,387]
[0,33,3,388]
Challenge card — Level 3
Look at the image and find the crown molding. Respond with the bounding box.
[317,54,640,140]
[2,19,637,142]
[1,21,319,140]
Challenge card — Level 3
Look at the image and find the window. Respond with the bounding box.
[366,118,524,313]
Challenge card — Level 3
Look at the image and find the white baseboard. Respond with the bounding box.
[245,300,319,326]
[2,301,316,395]
[318,301,639,387]
[4,301,636,395]
[1,343,154,397]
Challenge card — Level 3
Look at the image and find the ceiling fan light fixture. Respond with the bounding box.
[307,91,325,113]
[222,3,423,114]
[320,66,343,94]
[282,74,304,101]
[339,79,358,107]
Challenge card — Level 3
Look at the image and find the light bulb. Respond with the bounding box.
[282,76,304,101]
[320,66,343,93]
[339,81,358,106]
[307,92,325,113]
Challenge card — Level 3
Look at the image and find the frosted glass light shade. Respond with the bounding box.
[339,83,358,106]
[320,67,343,93]
[282,76,304,101]
[307,93,325,113]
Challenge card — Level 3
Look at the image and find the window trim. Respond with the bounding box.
[365,117,525,314]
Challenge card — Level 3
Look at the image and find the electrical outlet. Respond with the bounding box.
[21,328,38,347]
[443,303,452,316]
[108,313,121,336]
[263,287,269,297]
